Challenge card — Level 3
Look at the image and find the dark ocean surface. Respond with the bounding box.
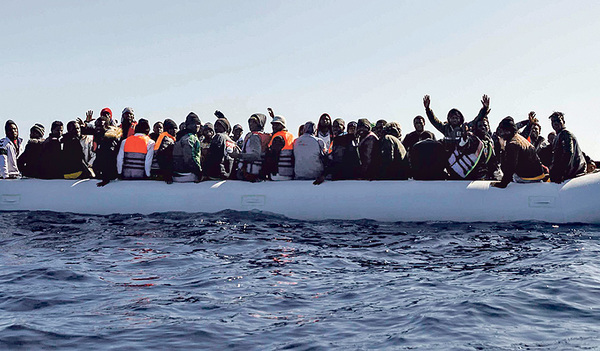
[1,211,599,350]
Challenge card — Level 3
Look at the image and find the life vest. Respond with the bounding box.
[448,137,485,179]
[268,131,294,180]
[151,132,175,172]
[122,134,150,179]
[240,131,271,176]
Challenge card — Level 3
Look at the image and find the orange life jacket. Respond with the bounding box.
[154,131,175,151]
[268,130,294,150]
[123,134,150,179]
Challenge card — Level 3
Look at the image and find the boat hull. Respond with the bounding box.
[1,173,599,223]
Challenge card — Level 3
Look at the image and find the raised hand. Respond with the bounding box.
[528,111,538,124]
[267,107,275,118]
[85,110,94,123]
[481,94,490,110]
[214,110,225,119]
[423,95,431,110]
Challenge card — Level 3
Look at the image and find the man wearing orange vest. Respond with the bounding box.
[150,119,178,183]
[236,113,271,182]
[264,115,294,180]
[117,119,155,180]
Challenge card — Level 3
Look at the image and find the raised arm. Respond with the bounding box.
[423,95,445,134]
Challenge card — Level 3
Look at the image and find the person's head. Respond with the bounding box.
[215,118,231,135]
[374,119,387,138]
[185,112,202,134]
[413,116,425,133]
[549,112,565,133]
[496,116,517,141]
[29,123,44,140]
[95,115,111,136]
[356,118,371,139]
[271,116,286,133]
[303,122,316,136]
[317,113,333,133]
[548,131,556,144]
[50,121,63,138]
[202,122,215,140]
[383,121,402,139]
[332,118,345,137]
[100,107,112,120]
[67,121,81,138]
[530,122,541,141]
[248,113,266,132]
[121,107,135,125]
[232,124,243,141]
[347,121,357,136]
[134,118,151,135]
[164,119,178,136]
[298,124,305,137]
[447,108,464,127]
[475,117,490,138]
[5,120,18,140]
[153,121,163,135]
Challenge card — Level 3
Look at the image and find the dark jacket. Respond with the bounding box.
[326,133,360,180]
[39,136,63,179]
[380,134,409,180]
[154,133,176,180]
[497,134,545,188]
[426,106,488,150]
[204,132,236,179]
[93,127,122,182]
[358,132,381,180]
[62,135,92,177]
[172,132,202,177]
[402,130,436,152]
[17,138,45,178]
[550,129,586,183]
[409,139,448,180]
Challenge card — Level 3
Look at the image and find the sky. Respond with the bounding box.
[2,0,600,156]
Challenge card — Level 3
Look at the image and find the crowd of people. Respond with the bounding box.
[0,95,595,189]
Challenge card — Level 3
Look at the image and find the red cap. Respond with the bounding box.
[100,107,112,118]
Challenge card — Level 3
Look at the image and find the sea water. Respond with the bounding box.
[0,211,599,350]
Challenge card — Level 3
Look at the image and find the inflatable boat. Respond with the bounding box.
[1,173,599,223]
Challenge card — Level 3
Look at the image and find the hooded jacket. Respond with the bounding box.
[93,126,122,182]
[17,138,44,178]
[0,136,24,178]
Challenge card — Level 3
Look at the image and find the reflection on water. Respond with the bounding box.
[1,211,600,350]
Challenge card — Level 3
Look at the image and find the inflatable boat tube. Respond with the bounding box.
[1,173,599,223]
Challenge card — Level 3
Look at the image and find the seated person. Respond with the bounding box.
[117,119,155,180]
[548,112,586,183]
[492,117,547,188]
[17,123,45,178]
[293,122,327,180]
[172,113,203,183]
[409,134,448,180]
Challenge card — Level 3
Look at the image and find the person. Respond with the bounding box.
[39,121,64,179]
[120,107,137,141]
[231,124,244,149]
[409,134,448,180]
[402,115,436,152]
[423,94,490,151]
[62,121,94,179]
[492,117,547,189]
[150,119,177,183]
[93,116,122,186]
[373,119,387,139]
[380,122,409,180]
[316,113,333,150]
[448,118,499,180]
[347,121,357,137]
[356,118,381,180]
[537,131,555,168]
[517,111,548,151]
[176,122,187,141]
[117,119,155,179]
[149,121,163,142]
[293,122,327,180]
[264,115,294,180]
[237,113,271,182]
[199,122,214,169]
[548,112,586,183]
[204,118,240,180]
[17,123,45,178]
[319,118,360,182]
[172,112,203,182]
[0,120,24,179]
